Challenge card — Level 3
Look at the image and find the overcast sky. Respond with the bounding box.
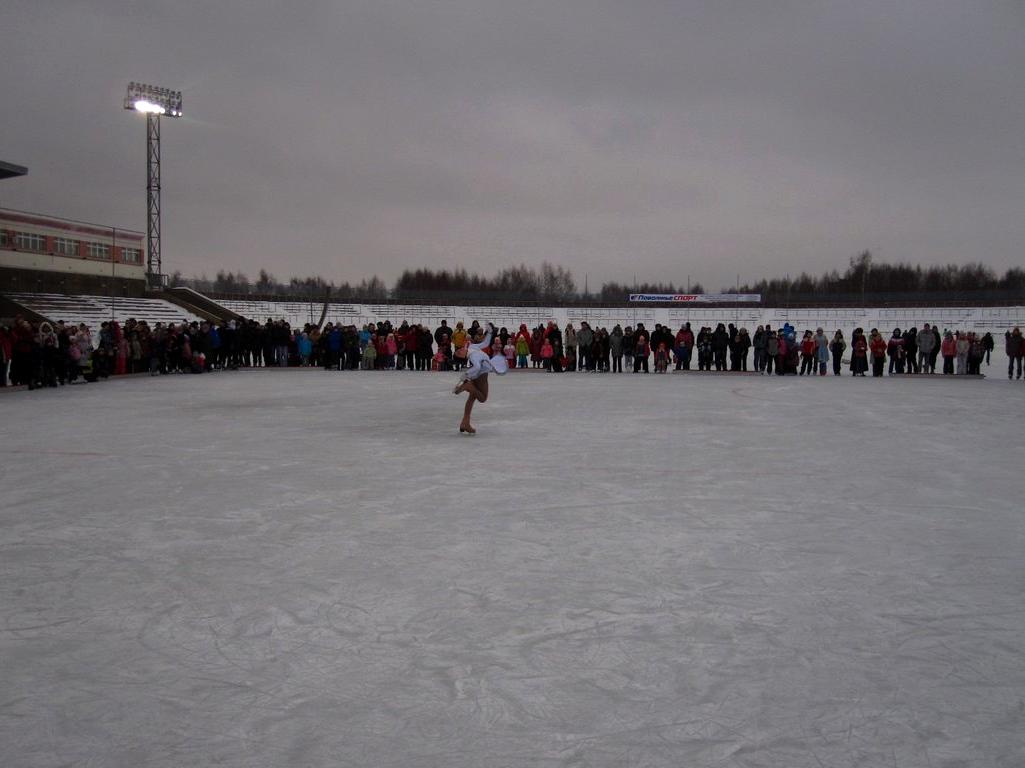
[3,1,1023,291]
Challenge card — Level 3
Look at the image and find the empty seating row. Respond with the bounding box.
[365,305,461,318]
[975,308,1025,321]
[216,299,314,325]
[215,299,283,316]
[667,310,763,321]
[574,309,640,318]
[4,292,200,327]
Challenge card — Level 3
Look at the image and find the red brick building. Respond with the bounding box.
[0,208,147,294]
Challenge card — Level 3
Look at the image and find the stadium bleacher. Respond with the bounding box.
[4,292,201,327]
[215,299,321,327]
[165,295,1025,338]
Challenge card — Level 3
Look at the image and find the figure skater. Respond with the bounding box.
[453,322,507,434]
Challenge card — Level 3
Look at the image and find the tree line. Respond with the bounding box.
[168,269,390,300]
[735,252,1025,300]
[170,251,1024,302]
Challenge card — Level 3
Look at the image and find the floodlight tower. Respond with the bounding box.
[124,82,182,289]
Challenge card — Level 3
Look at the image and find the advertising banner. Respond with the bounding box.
[628,293,762,303]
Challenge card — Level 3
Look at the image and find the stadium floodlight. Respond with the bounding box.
[133,100,166,115]
[124,82,183,117]
[124,82,182,289]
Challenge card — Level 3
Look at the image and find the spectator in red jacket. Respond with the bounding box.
[674,324,694,370]
[870,330,888,377]
[799,331,816,375]
[402,327,418,371]
[940,331,957,374]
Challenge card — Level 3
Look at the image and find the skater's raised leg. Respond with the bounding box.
[459,373,488,433]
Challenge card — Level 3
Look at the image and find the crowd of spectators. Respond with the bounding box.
[2,314,1023,390]
[0,315,234,388]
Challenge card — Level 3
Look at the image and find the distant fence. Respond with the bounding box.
[196,287,1025,309]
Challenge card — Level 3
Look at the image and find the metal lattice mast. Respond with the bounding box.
[146,112,161,282]
[125,82,181,290]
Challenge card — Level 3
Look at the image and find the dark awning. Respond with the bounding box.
[0,161,29,180]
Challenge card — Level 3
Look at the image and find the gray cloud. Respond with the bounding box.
[3,0,1023,290]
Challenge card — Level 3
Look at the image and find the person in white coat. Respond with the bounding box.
[453,323,507,434]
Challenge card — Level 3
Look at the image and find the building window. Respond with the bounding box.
[86,241,111,260]
[54,237,80,257]
[0,230,8,247]
[14,232,46,252]
[121,247,142,265]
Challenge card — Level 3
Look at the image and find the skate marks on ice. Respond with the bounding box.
[1,371,1024,766]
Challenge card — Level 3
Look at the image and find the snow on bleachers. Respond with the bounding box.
[975,307,1025,325]
[215,299,319,327]
[4,292,200,327]
[176,296,1025,338]
[566,308,601,319]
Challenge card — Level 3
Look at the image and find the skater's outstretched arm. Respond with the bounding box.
[468,323,494,352]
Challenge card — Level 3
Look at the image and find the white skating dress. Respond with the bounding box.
[463,327,508,381]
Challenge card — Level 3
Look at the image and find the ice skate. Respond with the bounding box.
[459,421,476,434]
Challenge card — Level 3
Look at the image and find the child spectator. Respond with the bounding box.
[298,333,313,366]
[541,338,554,371]
[515,334,529,368]
[385,333,398,369]
[633,334,650,373]
[654,342,669,373]
[941,331,956,374]
[432,348,447,371]
[362,337,377,370]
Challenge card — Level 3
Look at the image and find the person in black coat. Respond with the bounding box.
[734,328,751,371]
[728,324,741,370]
[622,327,635,363]
[418,326,433,371]
[221,321,239,369]
[982,331,994,365]
[711,323,729,371]
[696,327,713,371]
[903,327,919,373]
[434,320,451,347]
[632,324,650,373]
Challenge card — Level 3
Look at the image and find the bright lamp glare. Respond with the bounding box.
[134,99,166,115]
[125,82,182,117]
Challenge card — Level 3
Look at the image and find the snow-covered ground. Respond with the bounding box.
[2,369,1023,767]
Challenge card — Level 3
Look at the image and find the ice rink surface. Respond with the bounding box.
[2,369,1024,768]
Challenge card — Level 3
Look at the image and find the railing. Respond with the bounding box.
[193,287,1025,309]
